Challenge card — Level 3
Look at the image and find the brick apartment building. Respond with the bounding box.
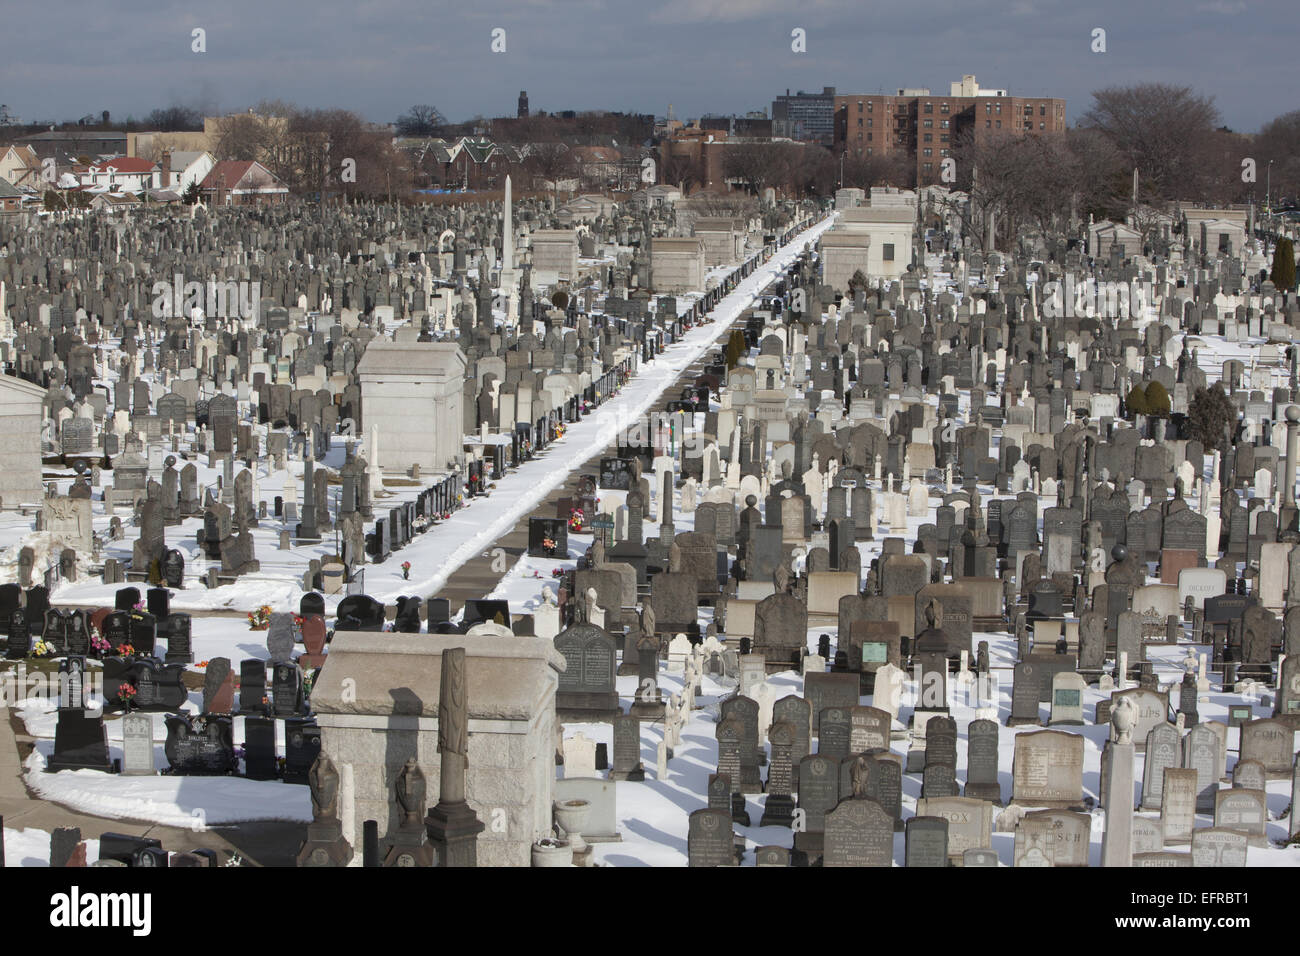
[834,75,1065,186]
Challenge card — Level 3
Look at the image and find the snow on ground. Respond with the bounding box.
[565,634,1300,867]
[4,216,837,840]
[23,749,311,827]
[10,223,1300,863]
[3,828,100,867]
[33,214,833,618]
[15,697,312,827]
[337,213,837,607]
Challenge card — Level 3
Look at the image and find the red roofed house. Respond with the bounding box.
[80,156,160,192]
[200,160,289,206]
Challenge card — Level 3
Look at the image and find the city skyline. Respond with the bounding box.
[0,0,1292,133]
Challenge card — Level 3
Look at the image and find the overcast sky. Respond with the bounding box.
[1,0,1290,133]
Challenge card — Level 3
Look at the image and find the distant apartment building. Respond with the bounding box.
[771,87,837,144]
[699,115,774,139]
[834,75,1065,186]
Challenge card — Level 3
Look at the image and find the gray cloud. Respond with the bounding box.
[0,0,1290,133]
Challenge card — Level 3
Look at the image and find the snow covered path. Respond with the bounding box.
[361,213,837,605]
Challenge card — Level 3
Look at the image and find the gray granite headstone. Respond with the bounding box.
[267,613,295,664]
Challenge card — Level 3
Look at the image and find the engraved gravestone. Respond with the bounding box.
[1011,730,1085,808]
[823,798,893,867]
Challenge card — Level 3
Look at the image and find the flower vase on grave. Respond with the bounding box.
[530,838,573,867]
[553,799,592,867]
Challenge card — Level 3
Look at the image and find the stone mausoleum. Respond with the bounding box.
[0,374,47,508]
[356,341,465,476]
[311,632,563,867]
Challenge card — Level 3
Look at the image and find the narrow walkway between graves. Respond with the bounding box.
[376,212,837,608]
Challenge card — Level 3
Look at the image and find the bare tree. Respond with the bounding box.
[523,142,574,197]
[1256,109,1300,204]
[293,108,407,202]
[146,105,203,131]
[396,105,446,138]
[722,142,804,196]
[1063,127,1128,223]
[1079,84,1220,200]
[210,113,273,163]
[940,130,1074,252]
[659,150,706,194]
[838,148,913,191]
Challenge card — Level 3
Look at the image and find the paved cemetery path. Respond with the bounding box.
[432,313,745,615]
[0,708,305,867]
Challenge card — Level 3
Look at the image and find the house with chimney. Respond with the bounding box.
[160,150,214,193]
[199,160,289,205]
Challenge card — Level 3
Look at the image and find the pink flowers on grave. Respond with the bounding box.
[401,561,411,580]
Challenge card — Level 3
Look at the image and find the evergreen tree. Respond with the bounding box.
[1188,382,1235,451]
[1125,383,1149,417]
[1144,381,1171,417]
[1272,237,1296,293]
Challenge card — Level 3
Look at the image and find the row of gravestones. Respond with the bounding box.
[159,713,320,780]
[4,605,194,665]
[45,827,224,867]
[328,592,518,635]
[46,650,322,780]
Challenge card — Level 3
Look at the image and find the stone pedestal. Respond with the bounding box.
[759,793,795,827]
[297,818,354,867]
[426,800,485,867]
[1101,741,1135,866]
